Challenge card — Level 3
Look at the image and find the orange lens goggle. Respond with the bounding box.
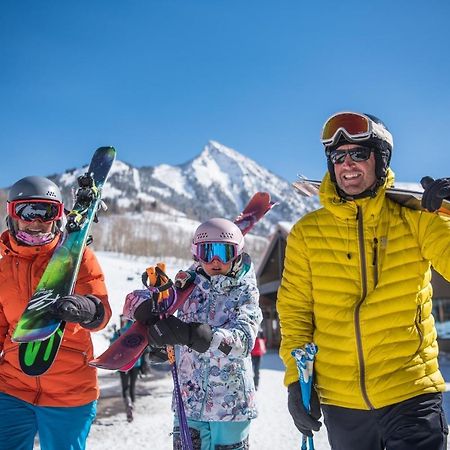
[321,112,372,146]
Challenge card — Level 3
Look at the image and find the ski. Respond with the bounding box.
[13,146,116,376]
[89,191,276,371]
[293,178,450,216]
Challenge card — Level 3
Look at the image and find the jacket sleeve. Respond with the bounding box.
[277,221,314,387]
[208,270,262,358]
[406,209,450,280]
[74,247,111,331]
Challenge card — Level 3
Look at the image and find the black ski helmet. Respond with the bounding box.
[322,112,393,195]
[6,176,65,237]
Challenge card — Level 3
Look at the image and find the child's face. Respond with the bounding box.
[200,258,232,276]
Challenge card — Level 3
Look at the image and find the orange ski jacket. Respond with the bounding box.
[0,231,111,407]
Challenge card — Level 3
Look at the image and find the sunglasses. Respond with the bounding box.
[326,147,373,165]
[7,200,64,223]
[195,242,238,264]
[322,112,373,146]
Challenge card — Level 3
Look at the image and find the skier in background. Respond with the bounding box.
[0,176,111,450]
[277,111,450,449]
[126,218,262,450]
[110,315,149,422]
[250,328,267,391]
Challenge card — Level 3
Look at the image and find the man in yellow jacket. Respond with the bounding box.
[277,111,450,450]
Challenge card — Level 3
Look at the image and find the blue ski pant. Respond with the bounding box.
[322,393,448,450]
[173,418,251,450]
[0,392,96,450]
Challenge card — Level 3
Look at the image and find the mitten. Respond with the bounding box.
[148,316,212,353]
[50,294,104,328]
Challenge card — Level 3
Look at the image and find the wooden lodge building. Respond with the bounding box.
[256,223,450,350]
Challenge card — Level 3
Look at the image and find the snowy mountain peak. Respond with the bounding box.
[49,140,319,235]
[203,140,249,162]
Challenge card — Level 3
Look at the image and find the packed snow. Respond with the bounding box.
[87,353,331,450]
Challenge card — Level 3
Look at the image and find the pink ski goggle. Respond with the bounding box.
[195,242,239,264]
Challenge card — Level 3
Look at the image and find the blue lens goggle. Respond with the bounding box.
[196,242,238,263]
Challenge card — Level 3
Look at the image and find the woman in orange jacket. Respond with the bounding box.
[0,176,111,450]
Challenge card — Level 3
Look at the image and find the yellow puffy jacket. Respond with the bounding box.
[277,170,450,409]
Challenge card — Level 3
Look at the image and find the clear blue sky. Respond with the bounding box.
[1,1,449,188]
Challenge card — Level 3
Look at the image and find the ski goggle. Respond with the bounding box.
[322,112,373,146]
[195,242,239,264]
[326,146,373,165]
[7,200,64,223]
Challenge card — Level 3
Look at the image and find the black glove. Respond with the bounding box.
[50,294,104,328]
[287,382,322,437]
[148,315,213,353]
[421,176,450,212]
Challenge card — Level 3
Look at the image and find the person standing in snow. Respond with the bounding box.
[0,176,111,450]
[251,329,267,391]
[126,218,262,449]
[277,111,450,449]
[110,315,149,423]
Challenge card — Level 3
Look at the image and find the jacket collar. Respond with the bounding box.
[0,230,61,259]
[319,169,395,222]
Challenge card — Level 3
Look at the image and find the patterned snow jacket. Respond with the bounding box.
[0,231,111,407]
[176,254,262,421]
[277,169,450,410]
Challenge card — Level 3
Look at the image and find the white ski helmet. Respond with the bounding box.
[192,218,245,261]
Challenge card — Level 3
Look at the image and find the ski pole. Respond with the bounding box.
[291,343,318,450]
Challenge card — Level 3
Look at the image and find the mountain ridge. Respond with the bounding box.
[51,140,318,234]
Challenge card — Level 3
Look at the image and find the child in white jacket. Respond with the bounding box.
[129,218,262,450]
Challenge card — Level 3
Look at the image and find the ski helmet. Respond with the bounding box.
[192,218,245,262]
[6,176,65,243]
[322,112,393,190]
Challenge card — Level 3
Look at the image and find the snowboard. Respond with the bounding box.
[293,178,450,216]
[89,191,277,371]
[13,146,116,376]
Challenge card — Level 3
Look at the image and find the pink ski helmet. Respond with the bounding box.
[192,218,244,264]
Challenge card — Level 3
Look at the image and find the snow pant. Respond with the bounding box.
[173,418,251,450]
[120,366,140,407]
[321,393,448,450]
[251,355,261,390]
[0,392,96,450]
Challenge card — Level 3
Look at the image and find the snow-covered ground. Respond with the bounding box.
[87,352,331,450]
